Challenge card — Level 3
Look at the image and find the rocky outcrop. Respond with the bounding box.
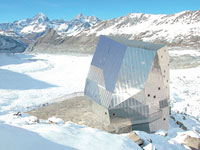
[0,35,27,53]
[26,29,99,54]
[127,132,143,146]
[184,135,200,150]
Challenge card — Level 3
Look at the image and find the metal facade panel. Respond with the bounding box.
[132,123,150,132]
[84,79,101,105]
[115,47,156,91]
[148,107,169,132]
[87,65,105,87]
[144,53,168,114]
[159,99,168,108]
[112,47,156,106]
[91,35,126,92]
[109,105,148,120]
[112,91,147,109]
[107,36,164,51]
[113,97,144,109]
[109,93,131,108]
[131,90,146,105]
[110,94,149,123]
[98,86,112,108]
[157,47,170,100]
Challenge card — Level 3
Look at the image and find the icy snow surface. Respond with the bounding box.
[0,53,92,113]
[0,50,200,150]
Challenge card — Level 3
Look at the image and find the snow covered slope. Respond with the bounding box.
[26,10,200,53]
[0,53,91,113]
[0,123,74,150]
[1,10,200,53]
[0,50,200,149]
[0,53,142,150]
[83,10,200,46]
[0,13,101,52]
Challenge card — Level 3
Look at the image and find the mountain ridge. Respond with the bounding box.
[0,12,101,53]
[27,10,200,54]
[0,10,200,53]
[0,12,101,36]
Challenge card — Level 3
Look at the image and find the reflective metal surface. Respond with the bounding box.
[84,35,170,133]
[91,36,126,92]
[112,47,156,107]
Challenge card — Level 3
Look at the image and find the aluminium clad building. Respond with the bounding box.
[84,35,170,133]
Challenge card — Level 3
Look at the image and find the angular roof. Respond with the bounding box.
[104,35,165,51]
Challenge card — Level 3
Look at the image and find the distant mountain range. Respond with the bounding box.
[0,10,200,53]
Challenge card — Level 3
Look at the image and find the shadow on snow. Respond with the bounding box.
[0,123,77,150]
[0,53,48,67]
[0,69,56,90]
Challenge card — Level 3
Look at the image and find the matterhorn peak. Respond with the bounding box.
[32,12,49,22]
[75,13,84,20]
[37,12,46,16]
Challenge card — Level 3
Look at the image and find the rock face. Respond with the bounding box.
[26,29,98,53]
[26,10,200,54]
[0,35,27,53]
[176,121,187,130]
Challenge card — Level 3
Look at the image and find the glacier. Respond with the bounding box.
[0,49,200,149]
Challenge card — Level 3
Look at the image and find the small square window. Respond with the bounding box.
[158,87,161,90]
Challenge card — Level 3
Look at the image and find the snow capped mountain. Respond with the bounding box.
[59,13,101,35]
[0,13,49,35]
[0,12,101,52]
[0,12,101,36]
[74,13,101,25]
[82,10,200,46]
[26,10,200,54]
[31,12,50,23]
[20,13,50,34]
[0,10,200,53]
[0,30,17,37]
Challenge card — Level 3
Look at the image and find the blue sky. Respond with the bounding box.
[1,0,200,23]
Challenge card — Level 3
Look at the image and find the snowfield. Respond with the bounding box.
[0,53,92,114]
[0,51,200,150]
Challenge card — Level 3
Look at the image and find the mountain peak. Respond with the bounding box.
[32,12,49,22]
[75,13,84,20]
[37,12,46,16]
[72,13,101,26]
